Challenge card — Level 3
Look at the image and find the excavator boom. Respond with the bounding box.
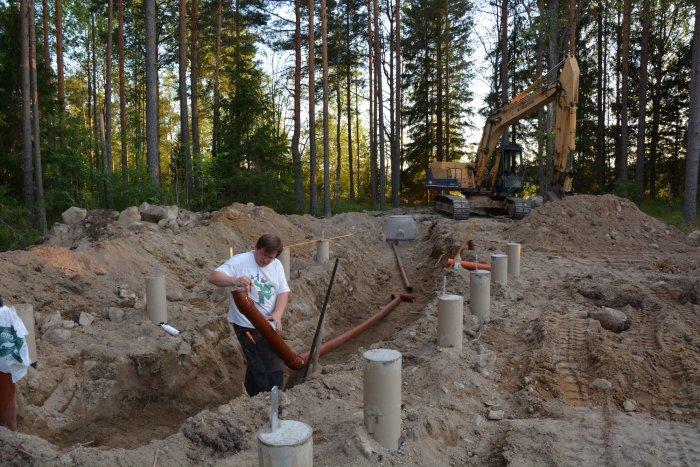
[475,56,579,190]
[426,55,579,218]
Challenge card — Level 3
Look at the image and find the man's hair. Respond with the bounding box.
[256,234,284,256]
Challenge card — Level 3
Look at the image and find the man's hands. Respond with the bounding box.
[208,271,251,289]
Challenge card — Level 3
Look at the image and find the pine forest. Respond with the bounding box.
[0,0,699,249]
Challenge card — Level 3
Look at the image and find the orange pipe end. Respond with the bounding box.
[446,258,492,271]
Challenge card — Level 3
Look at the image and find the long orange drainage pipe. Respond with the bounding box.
[0,371,17,431]
[299,293,415,363]
[446,258,492,271]
[232,291,415,370]
[391,242,413,293]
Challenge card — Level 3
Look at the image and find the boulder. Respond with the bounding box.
[139,202,178,223]
[61,207,87,225]
[118,206,141,227]
[177,210,202,228]
[588,306,630,333]
[688,230,700,247]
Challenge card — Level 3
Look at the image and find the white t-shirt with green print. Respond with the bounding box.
[216,251,290,328]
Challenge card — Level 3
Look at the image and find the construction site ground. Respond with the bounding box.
[0,194,699,466]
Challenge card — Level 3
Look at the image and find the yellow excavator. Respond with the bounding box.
[426,55,579,219]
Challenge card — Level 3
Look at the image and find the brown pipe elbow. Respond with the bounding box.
[231,291,305,370]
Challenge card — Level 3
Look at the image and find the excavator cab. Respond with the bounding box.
[494,144,525,195]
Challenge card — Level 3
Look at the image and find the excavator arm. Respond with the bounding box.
[551,56,579,197]
[426,55,579,220]
[474,56,579,194]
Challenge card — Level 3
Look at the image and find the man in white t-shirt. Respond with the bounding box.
[208,234,290,396]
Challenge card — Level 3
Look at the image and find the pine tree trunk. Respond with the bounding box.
[634,0,650,203]
[367,0,375,206]
[213,0,221,159]
[309,0,317,215]
[684,0,700,224]
[436,23,443,161]
[374,0,385,210]
[55,0,65,135]
[191,0,201,192]
[595,0,605,190]
[293,0,303,210]
[42,0,50,69]
[345,5,355,202]
[392,0,401,207]
[322,0,331,218]
[335,77,342,208]
[179,0,192,204]
[650,84,660,199]
[536,0,546,196]
[20,0,34,216]
[29,0,47,234]
[545,0,559,194]
[92,14,99,171]
[567,0,576,56]
[105,0,114,207]
[618,0,631,181]
[500,0,509,147]
[86,28,93,169]
[118,0,128,183]
[355,80,361,197]
[145,0,160,186]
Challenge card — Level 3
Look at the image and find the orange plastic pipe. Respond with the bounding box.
[0,371,17,431]
[299,293,415,362]
[232,291,306,370]
[232,291,415,370]
[446,258,492,271]
[391,242,413,293]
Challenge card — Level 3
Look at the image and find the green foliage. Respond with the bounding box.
[402,0,475,193]
[0,185,41,251]
[612,178,636,199]
[638,198,699,232]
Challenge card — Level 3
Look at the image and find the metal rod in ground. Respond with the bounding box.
[303,257,340,380]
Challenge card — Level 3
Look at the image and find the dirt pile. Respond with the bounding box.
[0,195,698,466]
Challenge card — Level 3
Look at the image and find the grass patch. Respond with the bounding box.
[638,198,699,232]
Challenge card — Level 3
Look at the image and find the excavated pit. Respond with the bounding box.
[4,205,440,450]
[0,196,699,466]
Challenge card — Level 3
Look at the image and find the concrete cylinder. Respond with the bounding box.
[470,270,491,323]
[14,304,37,364]
[146,274,167,325]
[316,240,329,264]
[0,372,16,430]
[490,254,508,285]
[279,247,291,282]
[258,420,313,467]
[506,242,521,278]
[437,294,463,350]
[363,349,402,451]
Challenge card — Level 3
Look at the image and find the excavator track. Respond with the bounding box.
[434,194,470,220]
[505,197,531,219]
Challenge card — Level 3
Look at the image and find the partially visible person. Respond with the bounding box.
[208,234,290,397]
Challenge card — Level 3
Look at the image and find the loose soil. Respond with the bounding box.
[0,194,698,466]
